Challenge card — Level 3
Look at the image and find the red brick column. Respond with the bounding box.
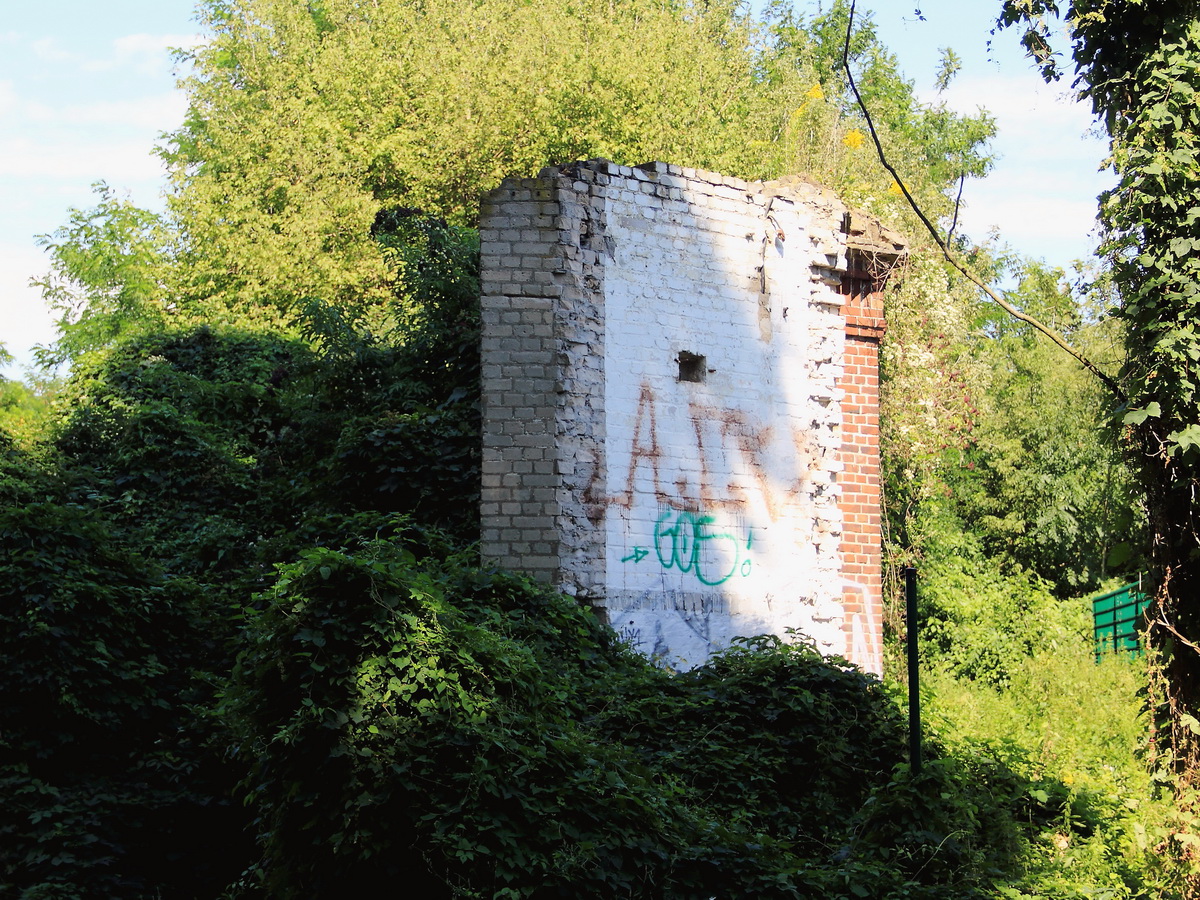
[838,293,885,675]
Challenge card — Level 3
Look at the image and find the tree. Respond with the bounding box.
[949,262,1141,596]
[24,1,994,382]
[152,0,993,323]
[0,377,53,443]
[162,0,803,314]
[764,0,994,217]
[996,0,1200,797]
[32,183,172,367]
[882,256,1142,599]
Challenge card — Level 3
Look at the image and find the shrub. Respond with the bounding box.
[224,531,1107,899]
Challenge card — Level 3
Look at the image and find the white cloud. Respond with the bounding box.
[0,81,185,189]
[0,242,56,376]
[30,36,74,65]
[939,71,1079,111]
[25,92,188,129]
[956,173,1104,264]
[27,31,201,79]
[0,136,168,183]
[929,74,1099,146]
[961,193,1100,240]
[0,7,200,376]
[85,32,203,76]
[914,68,1112,265]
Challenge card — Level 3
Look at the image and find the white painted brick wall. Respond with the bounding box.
[595,167,848,667]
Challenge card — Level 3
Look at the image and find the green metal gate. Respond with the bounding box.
[1092,578,1148,658]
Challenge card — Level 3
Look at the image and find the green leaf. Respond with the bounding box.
[1123,401,1162,425]
[1168,424,1200,454]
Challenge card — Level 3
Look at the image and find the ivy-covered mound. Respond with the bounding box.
[0,314,1133,899]
[223,531,1036,900]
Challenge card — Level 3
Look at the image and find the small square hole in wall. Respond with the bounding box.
[677,351,706,383]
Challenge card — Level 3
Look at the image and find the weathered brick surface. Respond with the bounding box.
[480,161,902,673]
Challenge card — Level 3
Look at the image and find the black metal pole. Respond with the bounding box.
[906,566,921,775]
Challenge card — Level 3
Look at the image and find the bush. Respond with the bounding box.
[0,441,250,897]
[915,547,1197,897]
[223,532,1107,899]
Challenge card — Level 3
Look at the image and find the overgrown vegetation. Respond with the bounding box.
[2,0,1191,895]
[993,0,1200,816]
[4,354,1181,895]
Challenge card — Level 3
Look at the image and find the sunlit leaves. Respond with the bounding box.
[164,0,794,314]
[154,0,996,323]
[32,183,172,367]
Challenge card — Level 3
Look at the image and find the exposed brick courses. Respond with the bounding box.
[480,161,903,674]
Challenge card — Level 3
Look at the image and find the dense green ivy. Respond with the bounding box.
[1104,19,1200,792]
[1104,22,1200,455]
[1,218,485,897]
[0,437,252,897]
[222,536,1043,899]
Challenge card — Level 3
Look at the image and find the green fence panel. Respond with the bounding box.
[1092,579,1148,659]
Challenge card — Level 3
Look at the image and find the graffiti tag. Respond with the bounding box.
[646,509,752,586]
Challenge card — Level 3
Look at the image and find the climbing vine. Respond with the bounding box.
[1098,18,1200,791]
[998,1,1200,800]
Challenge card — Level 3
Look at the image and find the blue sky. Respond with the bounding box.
[866,0,1110,264]
[0,0,1110,379]
[1,0,200,377]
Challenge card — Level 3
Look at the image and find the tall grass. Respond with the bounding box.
[917,575,1194,898]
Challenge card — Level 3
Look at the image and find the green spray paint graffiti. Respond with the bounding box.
[622,509,753,586]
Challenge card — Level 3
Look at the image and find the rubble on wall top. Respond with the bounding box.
[840,211,907,259]
[756,174,907,260]
[533,160,906,261]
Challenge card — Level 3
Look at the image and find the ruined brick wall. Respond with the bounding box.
[480,161,902,674]
[838,248,889,677]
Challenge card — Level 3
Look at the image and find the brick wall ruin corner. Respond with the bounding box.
[479,160,905,675]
